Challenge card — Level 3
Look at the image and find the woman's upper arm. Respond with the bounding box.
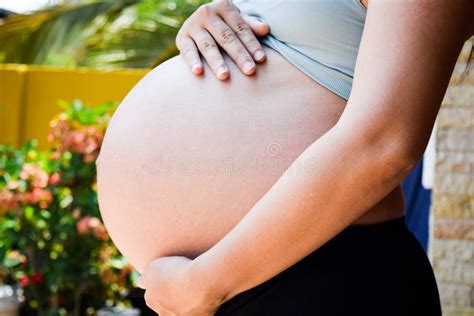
[337,0,473,164]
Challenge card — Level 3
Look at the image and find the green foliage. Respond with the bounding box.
[0,100,136,316]
[58,99,115,125]
[0,1,137,66]
[81,0,207,68]
[0,0,207,68]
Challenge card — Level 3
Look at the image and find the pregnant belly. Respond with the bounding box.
[96,48,400,273]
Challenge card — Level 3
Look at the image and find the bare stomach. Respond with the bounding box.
[96,47,404,273]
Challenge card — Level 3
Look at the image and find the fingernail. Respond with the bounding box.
[192,64,202,74]
[243,61,255,74]
[254,50,265,61]
[217,67,228,79]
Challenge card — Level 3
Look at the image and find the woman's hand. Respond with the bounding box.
[176,0,270,80]
[137,256,225,316]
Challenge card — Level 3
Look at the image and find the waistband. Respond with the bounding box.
[345,215,406,232]
[329,215,408,245]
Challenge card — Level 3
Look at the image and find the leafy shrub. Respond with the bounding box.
[0,100,136,316]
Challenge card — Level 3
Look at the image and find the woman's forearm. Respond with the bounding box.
[188,0,472,306]
[191,122,414,302]
[188,0,472,303]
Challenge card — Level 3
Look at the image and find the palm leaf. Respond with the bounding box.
[79,0,207,68]
[0,1,137,65]
[0,0,207,68]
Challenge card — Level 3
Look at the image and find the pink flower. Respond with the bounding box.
[84,153,98,163]
[51,151,61,160]
[19,163,49,188]
[31,188,52,205]
[72,208,81,219]
[18,188,52,207]
[49,114,71,145]
[48,172,61,185]
[48,110,106,164]
[72,131,86,145]
[76,217,90,234]
[76,216,108,239]
[0,188,19,214]
[87,216,101,228]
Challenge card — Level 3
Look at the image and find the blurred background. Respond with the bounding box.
[0,0,203,68]
[0,1,473,315]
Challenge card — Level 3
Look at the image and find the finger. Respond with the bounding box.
[191,29,229,80]
[207,17,257,74]
[158,309,173,316]
[144,291,165,314]
[176,34,203,75]
[242,15,270,37]
[219,10,266,64]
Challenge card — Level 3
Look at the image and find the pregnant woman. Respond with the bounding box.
[96,0,473,315]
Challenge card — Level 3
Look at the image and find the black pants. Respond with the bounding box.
[215,216,441,316]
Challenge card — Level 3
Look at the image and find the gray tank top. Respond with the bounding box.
[234,0,367,100]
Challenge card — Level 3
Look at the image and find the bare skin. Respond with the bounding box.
[129,1,474,315]
[96,45,403,274]
[98,0,474,314]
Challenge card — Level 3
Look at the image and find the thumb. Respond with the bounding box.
[243,15,270,37]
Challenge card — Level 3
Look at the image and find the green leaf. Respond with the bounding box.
[25,206,35,221]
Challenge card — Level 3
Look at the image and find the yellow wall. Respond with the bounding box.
[0,64,148,149]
